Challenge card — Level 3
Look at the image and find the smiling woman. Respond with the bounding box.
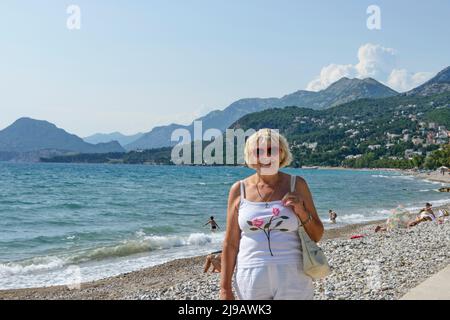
[220,129,324,300]
[0,0,449,305]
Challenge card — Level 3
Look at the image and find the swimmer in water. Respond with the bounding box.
[204,216,220,232]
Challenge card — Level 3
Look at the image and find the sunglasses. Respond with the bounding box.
[253,146,280,158]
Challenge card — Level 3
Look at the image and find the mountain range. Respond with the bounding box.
[40,66,450,166]
[83,132,144,146]
[1,66,448,162]
[405,66,450,96]
[0,118,125,161]
[125,77,398,150]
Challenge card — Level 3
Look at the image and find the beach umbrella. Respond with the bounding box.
[386,207,414,230]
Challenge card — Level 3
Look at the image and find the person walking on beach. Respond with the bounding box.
[204,216,220,232]
[329,210,337,224]
[220,129,324,300]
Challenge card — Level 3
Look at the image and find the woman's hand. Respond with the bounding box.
[281,192,309,218]
[220,288,235,300]
[283,177,324,242]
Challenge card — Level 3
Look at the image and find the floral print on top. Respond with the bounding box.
[247,207,291,256]
[237,178,302,268]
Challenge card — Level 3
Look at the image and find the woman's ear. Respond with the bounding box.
[279,148,285,165]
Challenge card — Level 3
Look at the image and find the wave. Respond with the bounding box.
[331,211,390,224]
[422,198,450,208]
[139,225,176,234]
[423,180,447,186]
[370,174,415,181]
[0,256,66,276]
[74,232,221,262]
[196,181,233,186]
[0,232,224,276]
[328,197,450,226]
[56,203,85,210]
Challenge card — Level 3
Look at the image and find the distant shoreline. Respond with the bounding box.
[307,166,403,171]
[312,166,450,184]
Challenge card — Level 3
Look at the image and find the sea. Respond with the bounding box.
[0,162,448,289]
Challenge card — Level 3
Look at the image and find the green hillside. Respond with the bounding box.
[41,92,450,169]
[231,92,450,168]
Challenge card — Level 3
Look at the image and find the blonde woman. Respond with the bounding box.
[220,129,324,300]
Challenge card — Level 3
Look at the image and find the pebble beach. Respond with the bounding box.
[1,202,448,300]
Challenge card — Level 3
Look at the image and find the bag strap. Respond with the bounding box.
[240,180,246,201]
[290,175,304,228]
[290,175,296,193]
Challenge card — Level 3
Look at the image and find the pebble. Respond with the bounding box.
[130,220,449,300]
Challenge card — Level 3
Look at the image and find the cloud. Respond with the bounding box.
[387,69,434,92]
[355,43,396,79]
[306,64,355,91]
[306,43,431,92]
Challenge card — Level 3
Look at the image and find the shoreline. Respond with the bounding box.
[401,169,450,184]
[1,202,449,300]
[0,218,386,300]
[315,165,450,184]
[0,170,448,300]
[312,166,402,171]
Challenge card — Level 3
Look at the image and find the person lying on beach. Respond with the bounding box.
[203,250,222,273]
[204,216,220,232]
[437,209,449,224]
[407,203,436,227]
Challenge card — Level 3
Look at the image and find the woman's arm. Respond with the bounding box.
[283,177,324,242]
[219,182,242,300]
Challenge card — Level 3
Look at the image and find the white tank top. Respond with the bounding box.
[236,175,302,269]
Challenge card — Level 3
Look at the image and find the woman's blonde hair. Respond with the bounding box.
[244,129,293,169]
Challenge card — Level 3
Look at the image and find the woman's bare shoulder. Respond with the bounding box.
[293,175,310,191]
[228,180,243,200]
[229,175,253,199]
[229,181,241,195]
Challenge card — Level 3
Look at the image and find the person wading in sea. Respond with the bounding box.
[329,210,337,224]
[204,216,220,232]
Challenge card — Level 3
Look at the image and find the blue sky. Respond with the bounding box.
[0,0,449,136]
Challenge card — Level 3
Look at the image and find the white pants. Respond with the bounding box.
[233,263,314,300]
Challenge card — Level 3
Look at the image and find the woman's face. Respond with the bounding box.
[251,140,283,175]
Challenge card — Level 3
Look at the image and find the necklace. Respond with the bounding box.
[256,176,279,208]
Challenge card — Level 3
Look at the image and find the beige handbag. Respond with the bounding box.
[290,175,331,280]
